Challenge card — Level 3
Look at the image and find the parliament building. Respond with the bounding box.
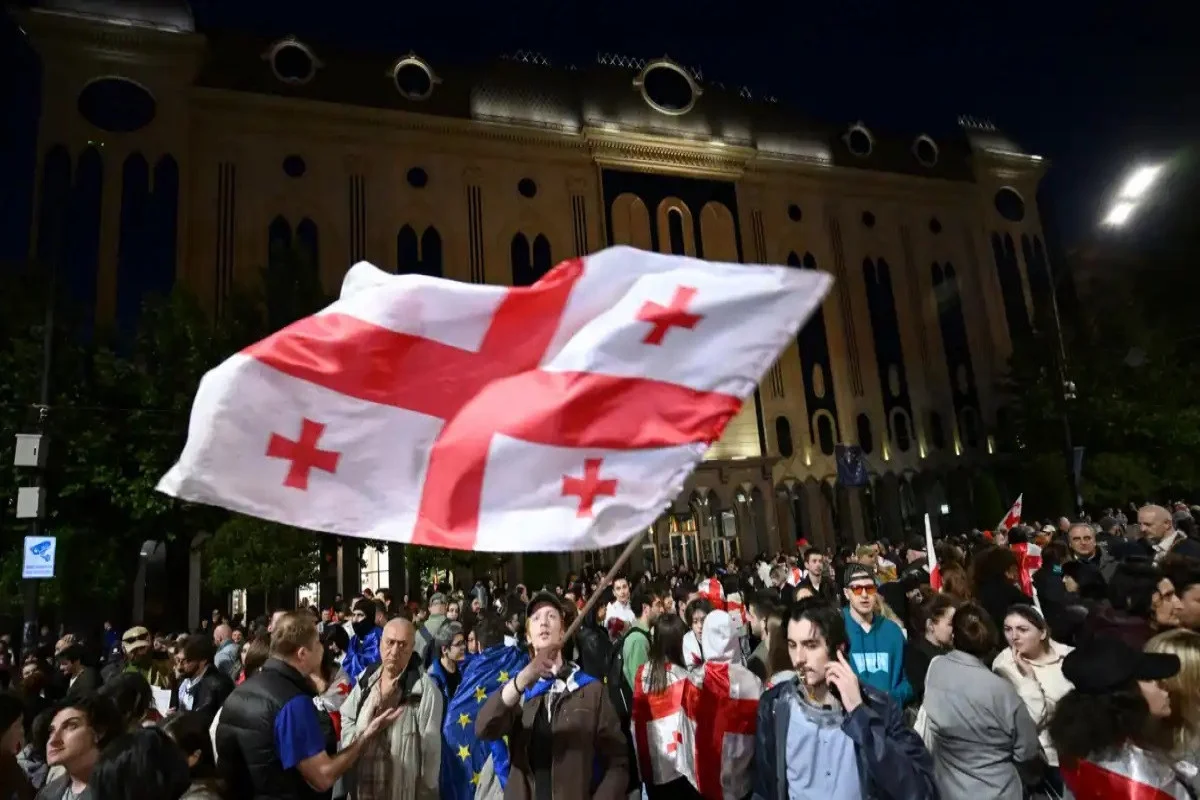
[16,0,1055,585]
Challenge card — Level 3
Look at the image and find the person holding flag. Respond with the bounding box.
[442,612,529,800]
[476,591,629,799]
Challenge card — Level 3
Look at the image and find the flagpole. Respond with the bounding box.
[562,528,647,642]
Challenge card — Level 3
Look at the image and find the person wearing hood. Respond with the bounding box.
[841,564,913,706]
[344,598,384,687]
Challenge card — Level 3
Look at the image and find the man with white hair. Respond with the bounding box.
[1139,503,1200,561]
[341,617,443,800]
[213,623,240,680]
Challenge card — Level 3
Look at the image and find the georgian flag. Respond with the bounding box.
[999,493,1023,531]
[158,247,831,552]
[632,660,760,799]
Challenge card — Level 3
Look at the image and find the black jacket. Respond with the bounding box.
[216,658,324,800]
[189,665,235,727]
[64,667,100,700]
[753,680,937,799]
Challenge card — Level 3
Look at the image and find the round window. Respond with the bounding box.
[406,167,428,188]
[994,187,1026,222]
[78,77,157,133]
[787,204,802,222]
[635,59,700,116]
[929,217,943,234]
[282,155,306,178]
[862,211,876,228]
[518,178,538,198]
[913,135,939,167]
[268,39,318,85]
[392,56,436,101]
[846,125,873,157]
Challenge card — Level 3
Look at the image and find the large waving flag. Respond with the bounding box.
[443,644,529,799]
[157,247,831,551]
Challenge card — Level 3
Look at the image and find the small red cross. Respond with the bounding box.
[266,418,340,490]
[561,458,618,517]
[665,730,683,754]
[245,262,742,549]
[637,286,704,345]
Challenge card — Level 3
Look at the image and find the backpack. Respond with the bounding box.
[605,627,649,721]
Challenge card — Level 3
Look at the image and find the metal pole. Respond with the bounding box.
[562,529,646,642]
[1042,248,1081,518]
[23,250,56,658]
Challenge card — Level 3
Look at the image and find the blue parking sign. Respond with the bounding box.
[22,536,56,579]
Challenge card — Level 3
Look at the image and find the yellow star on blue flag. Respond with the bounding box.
[442,643,530,800]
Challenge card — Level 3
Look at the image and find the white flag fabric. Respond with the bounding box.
[158,246,831,552]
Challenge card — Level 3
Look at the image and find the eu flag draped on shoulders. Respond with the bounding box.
[443,643,530,799]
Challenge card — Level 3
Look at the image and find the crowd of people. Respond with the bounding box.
[3,502,1200,798]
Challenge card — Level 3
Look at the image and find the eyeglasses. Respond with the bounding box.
[847,584,878,596]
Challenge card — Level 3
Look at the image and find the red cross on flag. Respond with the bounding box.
[632,659,760,798]
[157,246,831,552]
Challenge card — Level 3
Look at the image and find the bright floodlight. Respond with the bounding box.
[1118,165,1162,199]
[1104,200,1136,227]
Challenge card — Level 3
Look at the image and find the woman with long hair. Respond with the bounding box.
[680,598,712,668]
[763,605,795,689]
[1146,628,1200,762]
[905,593,957,707]
[1049,636,1187,797]
[992,604,1074,795]
[631,615,701,799]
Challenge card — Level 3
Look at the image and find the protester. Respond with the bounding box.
[754,602,936,799]
[904,593,956,707]
[1050,636,1187,796]
[841,564,913,705]
[90,727,191,800]
[476,591,629,798]
[37,695,122,800]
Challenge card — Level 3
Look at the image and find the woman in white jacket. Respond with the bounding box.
[993,603,1074,796]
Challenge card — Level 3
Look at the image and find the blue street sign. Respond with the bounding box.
[22,536,56,579]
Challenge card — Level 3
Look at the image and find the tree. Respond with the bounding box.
[204,515,321,596]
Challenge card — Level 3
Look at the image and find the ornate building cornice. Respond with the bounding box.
[16,8,205,64]
[583,127,755,180]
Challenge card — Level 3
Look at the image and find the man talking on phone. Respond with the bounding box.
[751,601,936,800]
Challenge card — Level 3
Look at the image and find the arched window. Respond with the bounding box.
[511,233,533,286]
[775,416,794,458]
[420,226,442,277]
[150,155,179,298]
[856,413,874,454]
[816,414,836,456]
[532,234,552,281]
[295,218,319,273]
[268,216,293,264]
[397,225,418,274]
[667,208,686,255]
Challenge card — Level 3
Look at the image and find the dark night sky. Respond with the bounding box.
[3,0,1197,258]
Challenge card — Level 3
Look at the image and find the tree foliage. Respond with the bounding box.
[997,259,1200,516]
[0,242,336,622]
[204,515,322,594]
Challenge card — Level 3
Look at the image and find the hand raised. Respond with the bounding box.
[825,650,864,713]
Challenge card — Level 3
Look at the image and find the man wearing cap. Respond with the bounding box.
[1051,636,1187,797]
[120,626,174,691]
[840,564,912,707]
[477,590,628,799]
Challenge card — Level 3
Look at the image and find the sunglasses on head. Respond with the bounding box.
[848,584,878,596]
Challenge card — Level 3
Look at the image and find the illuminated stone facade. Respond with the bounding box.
[18,1,1053,579]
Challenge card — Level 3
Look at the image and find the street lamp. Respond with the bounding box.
[1102,164,1163,227]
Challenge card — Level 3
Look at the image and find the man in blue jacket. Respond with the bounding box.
[753,601,936,800]
[840,563,913,706]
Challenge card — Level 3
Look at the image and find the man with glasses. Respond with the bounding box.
[120,626,174,691]
[840,564,912,706]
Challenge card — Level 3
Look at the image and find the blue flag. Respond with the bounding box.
[442,644,530,799]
